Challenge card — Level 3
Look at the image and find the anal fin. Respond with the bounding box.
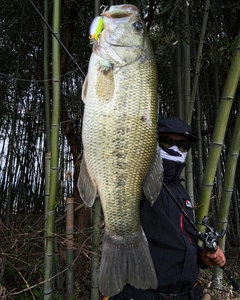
[143,145,163,206]
[77,155,97,207]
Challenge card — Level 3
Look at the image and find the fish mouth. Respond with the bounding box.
[102,4,139,27]
[93,4,146,66]
[102,4,139,19]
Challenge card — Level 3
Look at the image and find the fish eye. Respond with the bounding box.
[133,21,143,31]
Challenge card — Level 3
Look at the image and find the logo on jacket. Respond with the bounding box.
[185,199,193,208]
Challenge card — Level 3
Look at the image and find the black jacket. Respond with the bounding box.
[140,159,204,294]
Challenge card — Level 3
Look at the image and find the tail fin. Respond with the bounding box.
[99,231,157,297]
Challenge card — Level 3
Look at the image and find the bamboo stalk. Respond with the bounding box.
[186,0,210,123]
[91,197,101,300]
[232,186,240,245]
[196,30,240,233]
[44,0,51,153]
[218,110,240,248]
[174,2,183,117]
[44,0,51,227]
[196,89,203,188]
[6,8,24,226]
[66,197,74,297]
[183,2,195,203]
[212,107,240,286]
[183,1,191,118]
[44,0,61,298]
[94,0,101,16]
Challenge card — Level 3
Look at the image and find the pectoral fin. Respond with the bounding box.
[97,67,114,103]
[143,145,163,206]
[77,155,97,207]
[81,75,88,103]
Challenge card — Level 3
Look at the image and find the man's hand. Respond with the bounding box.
[199,246,226,267]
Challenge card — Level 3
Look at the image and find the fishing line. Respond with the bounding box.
[0,68,84,83]
[28,0,85,77]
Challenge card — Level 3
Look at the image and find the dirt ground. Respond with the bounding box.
[0,215,239,300]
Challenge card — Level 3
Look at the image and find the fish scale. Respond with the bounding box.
[78,4,163,296]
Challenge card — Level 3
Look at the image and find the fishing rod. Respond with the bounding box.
[163,182,240,290]
[28,0,85,77]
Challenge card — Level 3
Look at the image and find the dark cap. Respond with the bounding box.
[157,117,199,142]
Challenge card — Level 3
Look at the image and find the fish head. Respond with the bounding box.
[94,5,152,67]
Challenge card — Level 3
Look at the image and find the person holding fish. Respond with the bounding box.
[107,117,226,300]
[80,4,226,300]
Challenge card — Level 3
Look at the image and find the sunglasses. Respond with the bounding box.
[158,136,191,152]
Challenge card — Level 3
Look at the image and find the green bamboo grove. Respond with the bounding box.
[0,1,240,299]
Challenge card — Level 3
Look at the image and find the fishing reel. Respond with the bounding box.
[201,216,226,252]
[199,216,240,290]
[163,182,240,290]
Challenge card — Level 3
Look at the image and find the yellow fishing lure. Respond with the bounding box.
[89,16,104,41]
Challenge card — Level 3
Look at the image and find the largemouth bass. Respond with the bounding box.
[78,4,163,296]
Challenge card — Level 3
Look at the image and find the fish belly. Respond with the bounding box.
[81,53,158,296]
